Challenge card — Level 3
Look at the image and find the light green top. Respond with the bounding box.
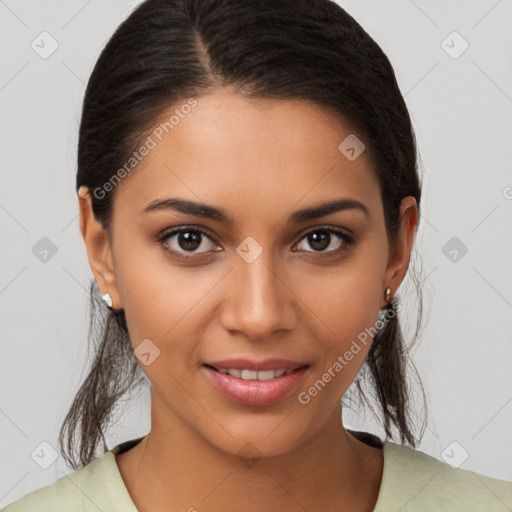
[3,433,511,511]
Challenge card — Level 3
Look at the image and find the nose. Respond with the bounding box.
[220,251,296,340]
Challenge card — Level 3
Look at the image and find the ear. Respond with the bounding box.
[77,186,122,309]
[382,196,419,308]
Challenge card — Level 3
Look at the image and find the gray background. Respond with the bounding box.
[1,0,511,507]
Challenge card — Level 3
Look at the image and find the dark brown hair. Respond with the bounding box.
[61,0,427,470]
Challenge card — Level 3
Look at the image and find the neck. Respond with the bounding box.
[116,394,383,512]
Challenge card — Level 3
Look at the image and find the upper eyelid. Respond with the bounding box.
[300,225,353,237]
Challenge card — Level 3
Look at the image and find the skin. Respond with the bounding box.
[78,88,418,512]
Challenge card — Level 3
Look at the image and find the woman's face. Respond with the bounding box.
[80,89,417,457]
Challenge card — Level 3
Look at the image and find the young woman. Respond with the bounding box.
[4,0,511,510]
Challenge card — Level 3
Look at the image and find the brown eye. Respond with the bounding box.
[295,227,354,255]
[175,231,202,251]
[158,227,219,258]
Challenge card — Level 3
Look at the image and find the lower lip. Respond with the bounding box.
[203,365,308,406]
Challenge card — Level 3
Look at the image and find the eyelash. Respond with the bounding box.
[156,225,355,261]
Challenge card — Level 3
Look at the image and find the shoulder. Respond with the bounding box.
[1,460,96,511]
[1,448,135,512]
[374,441,512,511]
[1,454,110,512]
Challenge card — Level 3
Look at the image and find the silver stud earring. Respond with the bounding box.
[101,292,113,308]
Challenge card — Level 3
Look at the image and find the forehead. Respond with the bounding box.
[111,90,381,223]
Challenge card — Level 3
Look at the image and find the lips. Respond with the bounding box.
[203,361,309,406]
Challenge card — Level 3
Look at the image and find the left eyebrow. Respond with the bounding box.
[141,197,370,225]
[287,198,370,224]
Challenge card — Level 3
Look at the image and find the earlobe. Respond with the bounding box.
[77,186,121,309]
[382,196,419,308]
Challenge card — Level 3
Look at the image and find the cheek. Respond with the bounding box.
[294,262,383,338]
[115,246,219,349]
[292,258,383,387]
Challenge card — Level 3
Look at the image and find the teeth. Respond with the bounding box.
[217,368,294,380]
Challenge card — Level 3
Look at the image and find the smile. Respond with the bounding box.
[207,367,295,380]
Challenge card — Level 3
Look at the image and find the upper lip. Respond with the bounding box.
[204,358,308,371]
